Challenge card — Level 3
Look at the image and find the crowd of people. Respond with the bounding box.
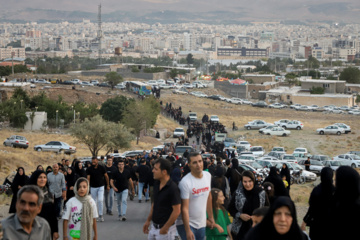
[2,148,359,240]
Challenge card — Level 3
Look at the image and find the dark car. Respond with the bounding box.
[98,82,111,88]
[208,95,222,100]
[62,80,74,85]
[252,101,268,108]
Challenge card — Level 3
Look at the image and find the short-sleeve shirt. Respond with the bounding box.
[152,179,181,225]
[177,171,212,229]
[86,165,106,188]
[112,169,131,192]
[136,165,150,182]
[105,165,117,188]
[62,197,98,240]
[206,209,231,238]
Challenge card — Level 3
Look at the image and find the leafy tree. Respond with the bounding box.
[11,88,31,108]
[299,70,321,79]
[131,66,140,72]
[0,66,11,76]
[70,115,133,157]
[7,40,21,48]
[122,97,160,144]
[310,87,325,94]
[105,71,123,90]
[339,67,360,83]
[186,54,194,65]
[99,96,134,122]
[25,47,32,51]
[170,69,178,78]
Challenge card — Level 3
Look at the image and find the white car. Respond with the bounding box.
[210,115,220,122]
[280,154,297,163]
[333,123,351,134]
[90,80,99,85]
[34,141,76,154]
[250,146,265,157]
[236,141,251,151]
[238,154,257,162]
[259,125,276,134]
[290,104,302,109]
[286,163,317,181]
[244,120,270,130]
[35,79,50,84]
[241,99,252,105]
[333,154,360,168]
[296,105,311,111]
[148,80,158,86]
[298,160,324,174]
[269,103,286,109]
[329,108,344,114]
[183,83,194,89]
[227,98,243,104]
[308,105,319,111]
[173,128,185,138]
[173,88,189,95]
[159,84,172,89]
[189,112,197,121]
[71,79,82,85]
[323,160,346,171]
[157,79,166,85]
[263,127,291,136]
[274,119,291,126]
[281,120,304,130]
[317,125,345,135]
[192,81,205,88]
[293,147,309,155]
[349,109,360,115]
[80,81,94,86]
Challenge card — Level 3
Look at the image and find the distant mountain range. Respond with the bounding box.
[1,1,360,24]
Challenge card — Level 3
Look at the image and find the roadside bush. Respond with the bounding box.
[310,87,325,94]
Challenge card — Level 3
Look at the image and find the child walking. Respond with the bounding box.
[63,177,98,240]
[206,188,233,240]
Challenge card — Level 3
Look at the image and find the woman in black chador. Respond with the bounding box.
[9,167,29,213]
[263,166,288,198]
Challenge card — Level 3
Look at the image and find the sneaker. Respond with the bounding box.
[109,211,113,216]
[97,216,104,222]
[145,199,149,202]
[139,200,142,203]
[122,216,127,221]
[118,216,123,221]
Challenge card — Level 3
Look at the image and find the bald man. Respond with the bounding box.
[47,163,66,218]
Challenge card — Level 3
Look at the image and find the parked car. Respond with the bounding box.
[271,147,286,153]
[173,88,189,95]
[281,120,303,130]
[310,155,331,162]
[266,151,285,159]
[80,81,94,86]
[276,162,317,181]
[274,119,290,126]
[173,128,185,138]
[250,146,265,157]
[293,147,309,155]
[207,95,223,100]
[308,105,319,111]
[34,141,76,154]
[268,103,286,109]
[98,82,111,88]
[147,80,158,86]
[262,127,291,136]
[259,125,276,134]
[236,141,251,151]
[333,123,351,134]
[298,160,324,174]
[238,154,258,162]
[252,101,268,108]
[3,135,29,149]
[290,103,301,109]
[226,98,242,104]
[189,112,197,121]
[255,159,277,168]
[210,115,220,122]
[280,154,297,163]
[175,146,195,157]
[224,138,236,148]
[71,79,82,85]
[333,154,360,168]
[296,106,311,111]
[292,153,310,162]
[241,99,252,105]
[244,120,270,130]
[316,125,345,135]
[35,79,50,84]
[323,160,346,171]
[90,80,99,86]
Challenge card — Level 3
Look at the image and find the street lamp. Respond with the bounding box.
[56,110,58,128]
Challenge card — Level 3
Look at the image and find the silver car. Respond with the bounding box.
[34,141,76,154]
[3,135,29,149]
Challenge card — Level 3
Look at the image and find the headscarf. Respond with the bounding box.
[12,167,28,192]
[36,165,44,171]
[73,177,93,240]
[245,196,306,240]
[74,161,87,178]
[66,167,77,188]
[28,170,53,204]
[334,166,360,204]
[264,167,288,197]
[46,166,53,173]
[280,164,291,189]
[319,167,334,197]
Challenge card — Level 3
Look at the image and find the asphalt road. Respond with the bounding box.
[58,198,151,240]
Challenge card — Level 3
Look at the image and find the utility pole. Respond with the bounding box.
[11,51,15,77]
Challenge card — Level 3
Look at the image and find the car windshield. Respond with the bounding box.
[225,138,235,142]
[290,163,303,170]
[175,129,183,132]
[273,148,283,151]
[283,156,295,160]
[239,142,249,145]
[249,161,262,168]
[251,147,263,151]
[295,149,305,152]
[331,161,342,166]
[311,161,324,166]
[350,155,360,160]
[61,142,69,146]
[319,156,329,161]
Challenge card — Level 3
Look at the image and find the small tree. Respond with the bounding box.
[186,54,194,65]
[99,96,134,122]
[70,115,133,157]
[105,71,123,90]
[340,67,360,84]
[170,69,178,78]
[310,87,325,94]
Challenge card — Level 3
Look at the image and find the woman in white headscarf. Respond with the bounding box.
[62,177,98,240]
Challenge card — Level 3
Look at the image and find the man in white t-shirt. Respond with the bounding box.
[176,152,214,240]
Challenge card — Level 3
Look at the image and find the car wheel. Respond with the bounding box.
[247,126,251,130]
[36,148,42,152]
[282,133,287,136]
[267,133,271,135]
[336,131,341,135]
[351,164,356,168]
[319,131,324,135]
[282,126,287,129]
[296,126,301,130]
[299,176,306,184]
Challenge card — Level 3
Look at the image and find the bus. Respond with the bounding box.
[127,81,152,95]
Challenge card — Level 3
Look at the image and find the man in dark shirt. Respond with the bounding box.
[304,157,311,171]
[87,156,110,222]
[143,158,181,239]
[104,157,117,215]
[136,159,151,203]
[110,160,134,221]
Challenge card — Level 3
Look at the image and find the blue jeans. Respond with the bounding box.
[176,224,205,240]
[115,189,128,216]
[90,186,104,216]
[104,187,114,213]
[138,182,149,201]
